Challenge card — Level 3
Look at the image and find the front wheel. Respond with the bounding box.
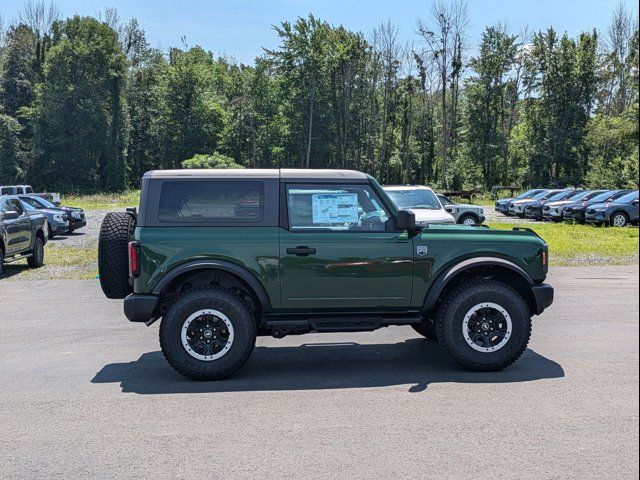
[459,214,478,226]
[160,288,257,380]
[610,212,628,227]
[27,236,45,268]
[436,279,531,371]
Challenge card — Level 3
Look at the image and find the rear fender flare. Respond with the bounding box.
[152,260,272,312]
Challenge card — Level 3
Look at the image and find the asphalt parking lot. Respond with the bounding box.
[1,265,638,479]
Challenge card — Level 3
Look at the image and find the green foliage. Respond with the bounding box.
[0,113,22,182]
[0,5,637,192]
[31,16,128,192]
[181,152,243,169]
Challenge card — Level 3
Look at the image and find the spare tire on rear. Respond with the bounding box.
[98,212,136,299]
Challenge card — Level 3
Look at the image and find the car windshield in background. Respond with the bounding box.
[386,189,441,210]
[532,190,551,200]
[31,196,56,208]
[20,201,36,211]
[515,189,537,199]
[20,196,47,209]
[548,191,572,201]
[566,190,588,200]
[615,191,639,203]
[589,191,617,203]
[580,190,606,201]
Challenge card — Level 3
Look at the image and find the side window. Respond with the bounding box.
[286,184,390,232]
[0,199,9,212]
[9,199,24,215]
[158,180,264,223]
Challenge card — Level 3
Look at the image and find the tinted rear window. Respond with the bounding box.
[158,181,264,223]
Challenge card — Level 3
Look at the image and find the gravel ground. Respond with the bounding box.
[0,266,637,479]
[47,209,110,248]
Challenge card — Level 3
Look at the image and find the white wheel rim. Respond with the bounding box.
[613,214,626,227]
[181,309,235,361]
[462,302,512,353]
[463,217,476,226]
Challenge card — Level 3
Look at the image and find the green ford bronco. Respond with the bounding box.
[98,169,553,380]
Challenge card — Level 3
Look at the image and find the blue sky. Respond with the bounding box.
[1,0,637,63]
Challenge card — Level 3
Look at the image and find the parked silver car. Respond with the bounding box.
[436,194,486,225]
[383,185,456,225]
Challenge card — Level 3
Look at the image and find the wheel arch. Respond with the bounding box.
[423,257,537,315]
[153,260,272,314]
[457,212,480,224]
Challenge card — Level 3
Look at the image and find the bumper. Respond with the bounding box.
[495,204,509,213]
[531,283,554,315]
[585,211,607,224]
[524,207,542,219]
[124,294,159,323]
[69,219,86,230]
[563,210,586,222]
[477,215,486,224]
[50,221,69,234]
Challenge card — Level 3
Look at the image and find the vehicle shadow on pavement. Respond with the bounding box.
[91,339,564,394]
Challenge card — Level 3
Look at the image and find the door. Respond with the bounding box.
[279,183,414,311]
[1,198,31,255]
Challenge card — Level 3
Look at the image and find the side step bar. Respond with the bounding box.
[264,315,422,338]
[3,253,33,263]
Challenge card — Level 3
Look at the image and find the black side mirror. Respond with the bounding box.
[396,209,417,232]
[3,210,19,220]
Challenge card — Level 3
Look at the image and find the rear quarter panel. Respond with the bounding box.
[135,226,281,308]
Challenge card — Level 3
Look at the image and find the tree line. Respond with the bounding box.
[0,1,638,192]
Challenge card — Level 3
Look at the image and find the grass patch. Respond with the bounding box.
[62,191,140,211]
[2,244,97,280]
[488,221,639,266]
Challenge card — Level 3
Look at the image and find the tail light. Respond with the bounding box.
[128,240,141,278]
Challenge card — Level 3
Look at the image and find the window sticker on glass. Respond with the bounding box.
[312,193,359,225]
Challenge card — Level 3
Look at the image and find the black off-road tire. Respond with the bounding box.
[27,236,45,268]
[48,225,55,239]
[0,248,4,276]
[412,318,438,341]
[160,288,257,381]
[436,279,532,372]
[98,212,135,299]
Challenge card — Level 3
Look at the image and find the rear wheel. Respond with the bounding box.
[27,236,44,268]
[610,212,628,227]
[160,288,256,380]
[0,248,4,276]
[98,212,135,299]
[436,279,531,371]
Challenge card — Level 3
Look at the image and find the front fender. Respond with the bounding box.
[422,256,535,311]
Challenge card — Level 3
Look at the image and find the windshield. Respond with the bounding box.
[532,190,551,200]
[566,190,588,200]
[589,191,618,203]
[515,189,537,199]
[385,189,441,210]
[615,191,639,203]
[30,196,55,208]
[548,191,572,201]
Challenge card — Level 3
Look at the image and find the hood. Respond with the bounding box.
[546,199,578,208]
[410,208,455,224]
[586,202,609,210]
[454,203,483,210]
[495,197,512,205]
[526,201,542,208]
[510,198,532,206]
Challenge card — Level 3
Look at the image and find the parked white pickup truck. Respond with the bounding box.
[0,185,61,205]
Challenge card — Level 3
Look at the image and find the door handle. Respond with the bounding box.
[286,246,316,256]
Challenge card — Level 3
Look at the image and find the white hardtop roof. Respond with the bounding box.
[143,168,368,181]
